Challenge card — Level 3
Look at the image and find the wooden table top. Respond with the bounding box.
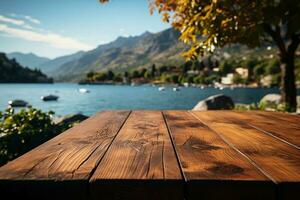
[0,110,299,200]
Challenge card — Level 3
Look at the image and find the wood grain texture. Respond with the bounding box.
[90,110,183,200]
[192,111,300,200]
[0,110,130,200]
[227,111,300,149]
[164,110,275,200]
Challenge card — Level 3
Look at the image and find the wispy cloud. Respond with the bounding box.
[0,15,25,26]
[0,24,93,51]
[24,15,41,24]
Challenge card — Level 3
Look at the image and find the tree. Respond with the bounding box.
[171,74,179,83]
[101,0,300,111]
[150,0,300,111]
[151,64,156,77]
[107,70,115,80]
[124,71,129,78]
[140,68,148,78]
[132,70,140,78]
[87,71,95,79]
[219,61,233,76]
[181,61,192,74]
[95,72,107,81]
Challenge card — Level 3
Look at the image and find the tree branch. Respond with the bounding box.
[263,23,287,55]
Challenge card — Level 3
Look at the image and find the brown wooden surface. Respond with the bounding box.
[164,110,275,200]
[0,110,299,200]
[0,110,130,200]
[89,110,183,200]
[192,111,300,200]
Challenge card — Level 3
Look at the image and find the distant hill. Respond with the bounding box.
[36,28,267,82]
[7,52,50,69]
[49,28,187,81]
[0,53,53,83]
[38,51,85,75]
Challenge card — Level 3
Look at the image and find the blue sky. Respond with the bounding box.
[0,0,170,58]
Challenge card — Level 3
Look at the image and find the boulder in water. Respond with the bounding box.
[193,94,234,110]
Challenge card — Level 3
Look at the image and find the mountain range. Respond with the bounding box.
[7,52,50,69]
[7,28,256,82]
[8,28,187,81]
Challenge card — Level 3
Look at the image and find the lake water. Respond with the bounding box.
[0,83,288,116]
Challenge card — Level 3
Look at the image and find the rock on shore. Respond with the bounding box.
[193,94,234,111]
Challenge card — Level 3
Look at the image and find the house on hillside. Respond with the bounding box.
[221,73,234,85]
[235,67,248,79]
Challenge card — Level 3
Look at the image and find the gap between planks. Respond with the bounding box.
[188,111,277,184]
[86,110,132,182]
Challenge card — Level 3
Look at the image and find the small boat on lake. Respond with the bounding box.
[158,86,165,91]
[79,88,90,93]
[41,95,59,101]
[173,87,180,91]
[8,99,28,107]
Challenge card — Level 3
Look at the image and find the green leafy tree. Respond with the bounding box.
[151,64,156,77]
[219,61,233,76]
[95,72,107,81]
[87,71,95,79]
[152,0,300,111]
[132,70,140,78]
[266,59,281,74]
[107,70,115,80]
[254,63,267,81]
[158,66,168,75]
[233,74,247,85]
[171,74,179,84]
[101,0,300,111]
[244,58,260,81]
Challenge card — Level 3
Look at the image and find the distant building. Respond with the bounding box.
[235,68,248,79]
[213,67,219,72]
[221,73,234,85]
[260,75,272,87]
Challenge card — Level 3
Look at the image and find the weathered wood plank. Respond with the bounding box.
[254,111,300,127]
[0,110,130,200]
[164,110,275,200]
[90,110,183,200]
[229,111,300,149]
[192,111,300,200]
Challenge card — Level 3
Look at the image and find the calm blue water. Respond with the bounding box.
[0,83,284,116]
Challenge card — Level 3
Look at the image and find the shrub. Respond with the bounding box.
[0,107,56,166]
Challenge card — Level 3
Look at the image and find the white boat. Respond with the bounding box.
[158,86,165,91]
[8,99,28,107]
[41,95,59,101]
[79,88,90,93]
[173,87,180,91]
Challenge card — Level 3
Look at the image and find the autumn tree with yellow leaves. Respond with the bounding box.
[100,0,300,111]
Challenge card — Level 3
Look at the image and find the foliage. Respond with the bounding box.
[148,0,300,59]
[235,102,291,112]
[0,107,56,166]
[99,0,300,110]
[219,61,233,76]
[0,53,53,83]
[232,74,246,85]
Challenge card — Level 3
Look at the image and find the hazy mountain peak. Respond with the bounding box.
[7,52,50,69]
